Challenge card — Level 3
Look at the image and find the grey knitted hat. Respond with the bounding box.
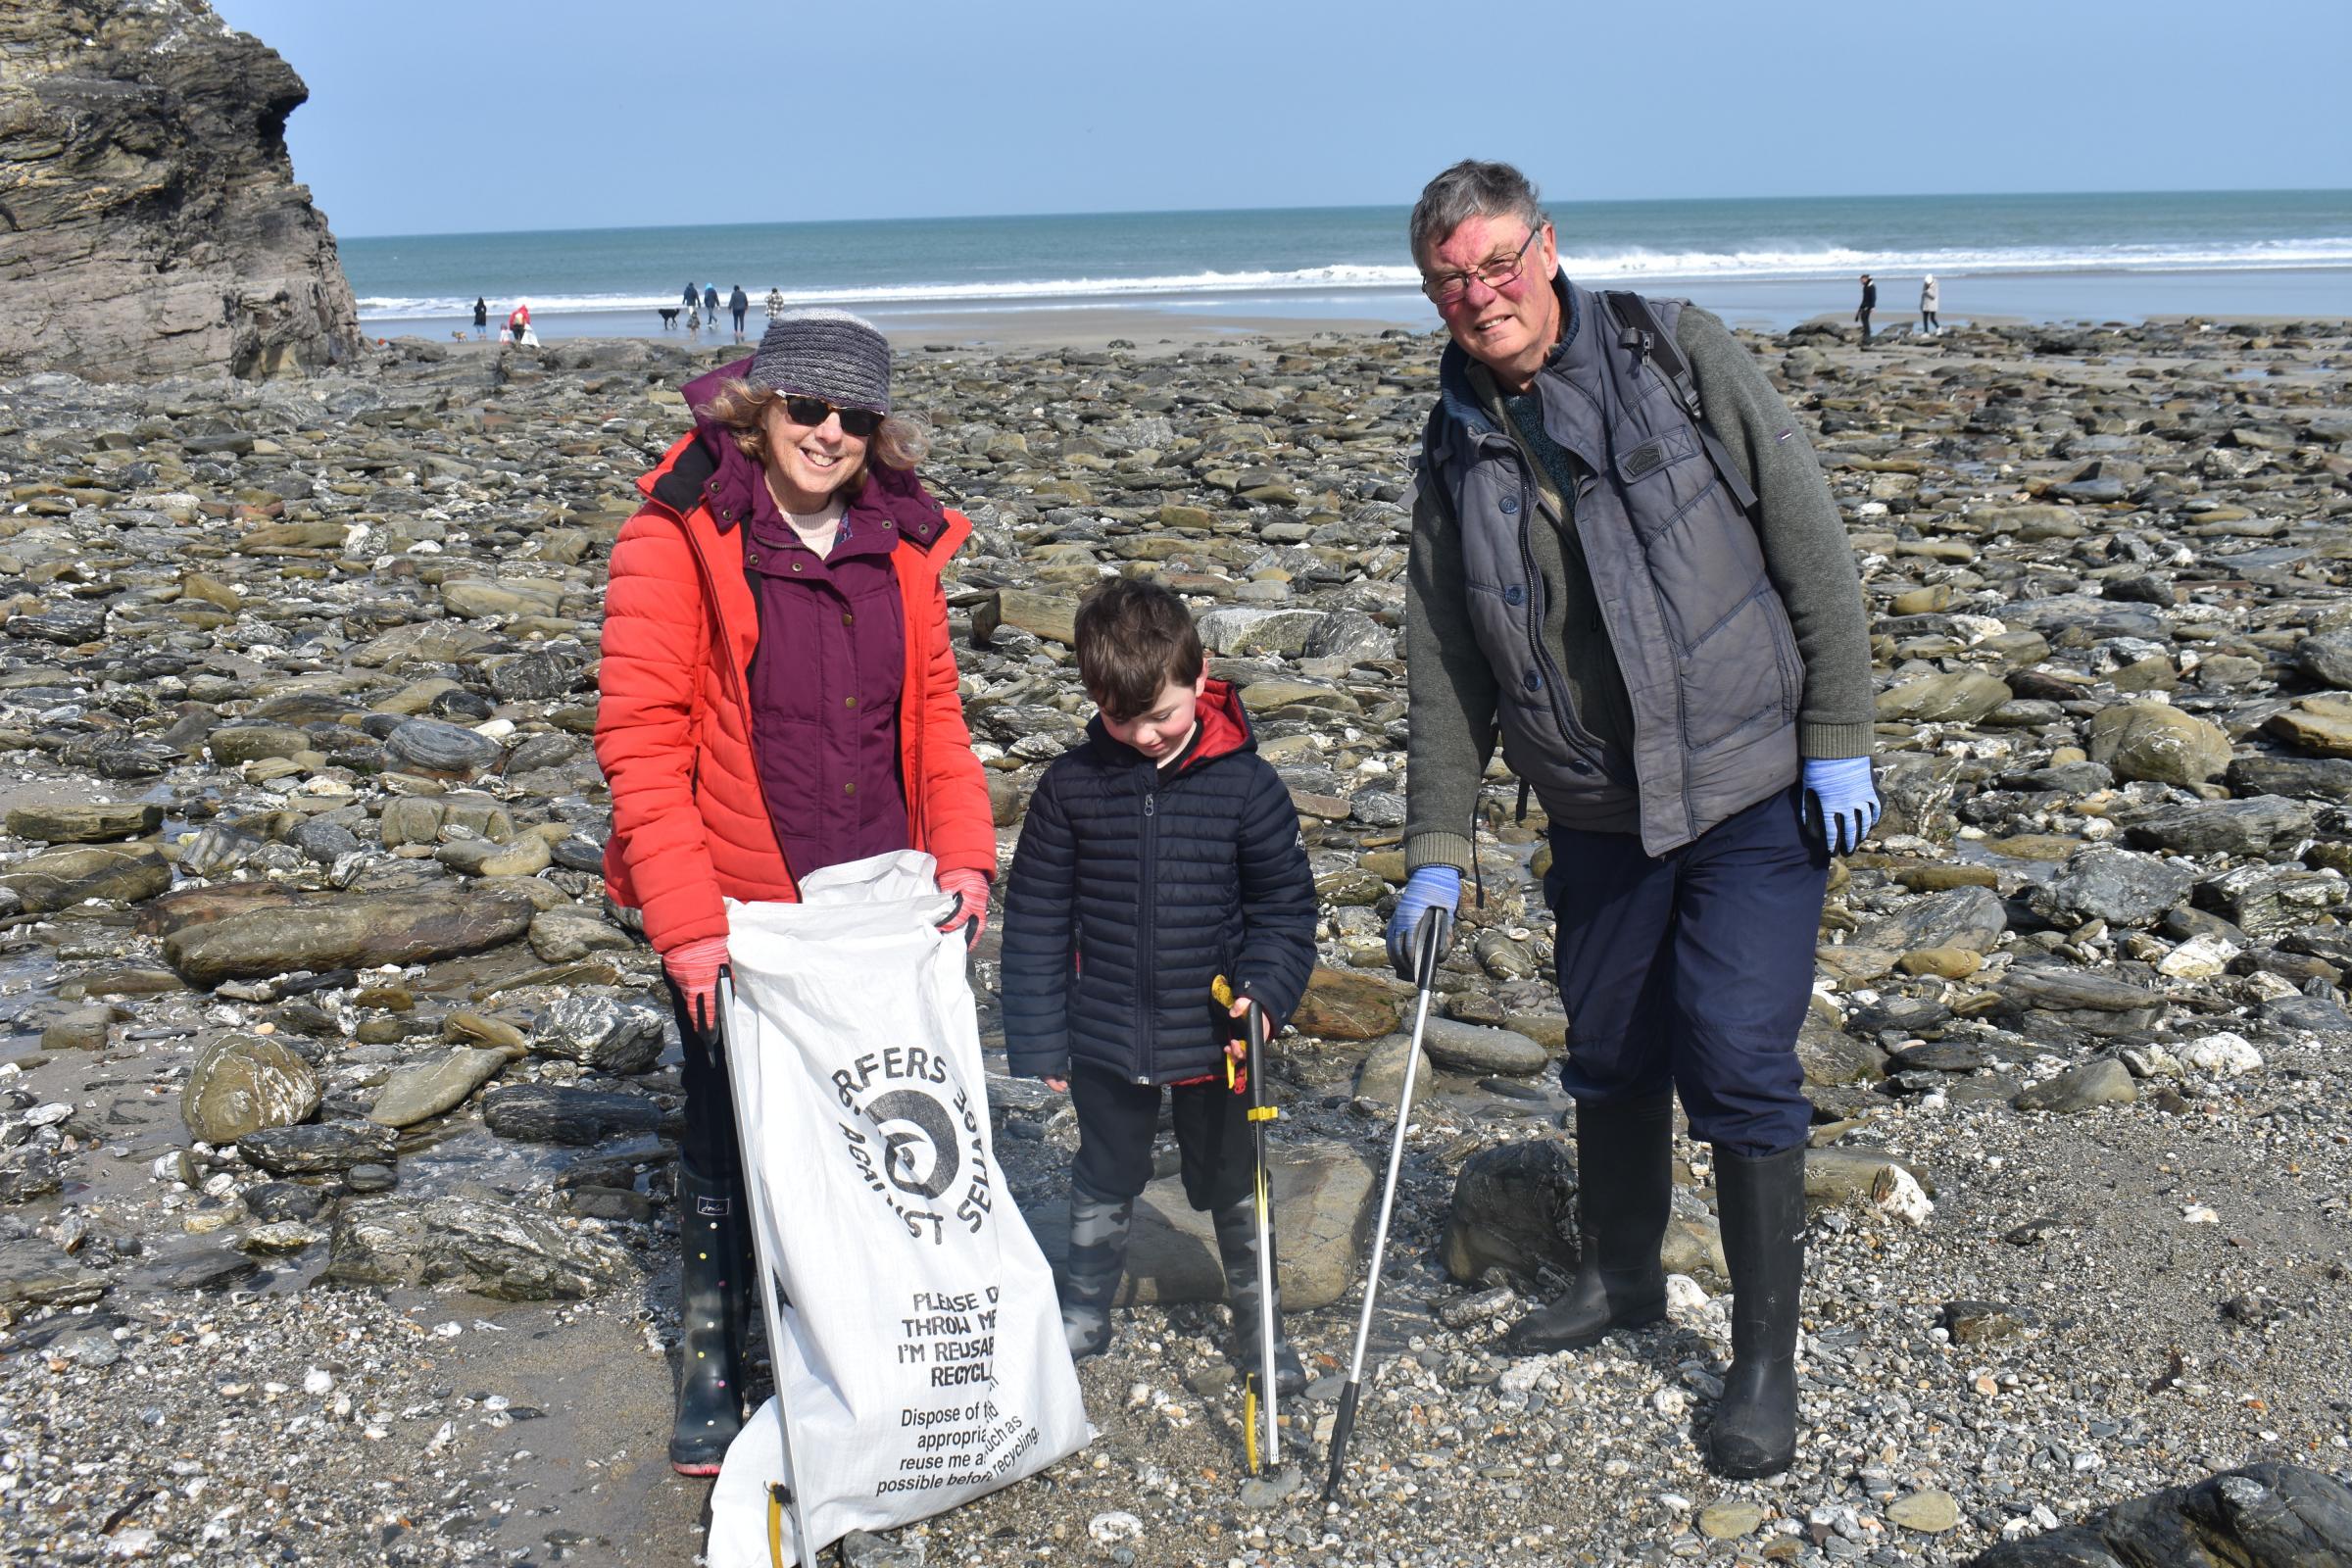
[747,308,892,414]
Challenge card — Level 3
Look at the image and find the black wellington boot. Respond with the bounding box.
[1705,1142,1807,1479]
[1211,1200,1306,1396]
[1058,1188,1132,1359]
[669,1161,750,1476]
[1508,1092,1674,1353]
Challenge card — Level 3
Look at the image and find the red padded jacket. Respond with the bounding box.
[595,431,997,955]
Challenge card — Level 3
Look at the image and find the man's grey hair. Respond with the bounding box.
[1409,160,1548,269]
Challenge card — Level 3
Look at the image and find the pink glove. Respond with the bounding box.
[935,867,992,949]
[663,935,729,1032]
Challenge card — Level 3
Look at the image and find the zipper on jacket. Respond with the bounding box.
[667,504,797,888]
[1641,563,1698,843]
[905,631,926,849]
[1517,428,1692,841]
[1512,468,1585,756]
[1137,778,1158,1084]
[669,509,752,715]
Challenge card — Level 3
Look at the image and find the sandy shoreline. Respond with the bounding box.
[380,306,2352,364]
[364,266,2352,352]
[385,307,1429,358]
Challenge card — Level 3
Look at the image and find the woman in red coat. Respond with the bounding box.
[595,309,997,1474]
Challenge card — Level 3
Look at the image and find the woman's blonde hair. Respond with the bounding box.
[695,377,930,491]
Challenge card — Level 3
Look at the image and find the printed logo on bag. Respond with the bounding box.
[869,1089,959,1199]
[693,1195,732,1217]
[831,1047,994,1245]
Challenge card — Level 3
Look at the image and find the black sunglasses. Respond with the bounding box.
[781,394,883,438]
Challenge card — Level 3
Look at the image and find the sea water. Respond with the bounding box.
[346,189,2352,340]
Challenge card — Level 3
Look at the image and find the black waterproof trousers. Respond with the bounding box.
[666,976,742,1184]
[1068,1065,1252,1210]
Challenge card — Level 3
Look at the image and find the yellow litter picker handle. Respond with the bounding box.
[1212,974,1246,1095]
[1242,995,1276,1122]
[1212,975,1278,1111]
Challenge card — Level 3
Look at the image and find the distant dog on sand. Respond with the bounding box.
[451,330,469,341]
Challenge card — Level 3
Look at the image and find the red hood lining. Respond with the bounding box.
[1181,677,1252,770]
[1089,676,1255,771]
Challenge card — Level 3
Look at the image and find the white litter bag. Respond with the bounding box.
[707,851,1089,1567]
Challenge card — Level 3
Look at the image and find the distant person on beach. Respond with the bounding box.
[595,309,995,1475]
[472,297,488,339]
[728,284,749,341]
[704,284,720,323]
[1390,159,1875,1482]
[1856,272,1877,344]
[505,302,533,347]
[765,286,784,318]
[1920,273,1940,335]
[686,307,701,337]
[684,281,699,312]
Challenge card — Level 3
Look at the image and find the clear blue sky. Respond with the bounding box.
[211,0,2352,238]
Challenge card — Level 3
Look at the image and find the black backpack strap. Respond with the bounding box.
[1413,406,1461,530]
[1598,290,1760,515]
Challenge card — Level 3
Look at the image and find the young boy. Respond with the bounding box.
[1001,578,1318,1390]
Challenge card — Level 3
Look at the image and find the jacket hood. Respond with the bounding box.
[1433,270,1583,446]
[635,365,956,557]
[684,357,756,458]
[1084,676,1256,772]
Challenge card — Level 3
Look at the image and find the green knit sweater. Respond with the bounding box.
[1402,302,1875,872]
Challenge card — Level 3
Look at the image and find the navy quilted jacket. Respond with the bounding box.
[1000,679,1318,1085]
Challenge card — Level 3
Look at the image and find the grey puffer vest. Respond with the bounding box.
[1420,279,1803,856]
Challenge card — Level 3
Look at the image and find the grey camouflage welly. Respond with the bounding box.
[1210,1199,1305,1396]
[1059,1188,1132,1358]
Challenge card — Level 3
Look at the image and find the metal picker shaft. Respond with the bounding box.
[716,971,818,1565]
[1243,1000,1281,1474]
[1322,905,1451,1503]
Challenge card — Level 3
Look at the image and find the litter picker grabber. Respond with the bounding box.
[715,969,818,1567]
[1235,997,1281,1475]
[1322,904,1452,1503]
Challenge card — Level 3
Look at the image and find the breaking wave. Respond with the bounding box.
[355,238,2352,319]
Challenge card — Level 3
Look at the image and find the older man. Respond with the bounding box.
[1383,160,1878,1479]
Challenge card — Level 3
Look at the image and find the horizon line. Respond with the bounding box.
[330,186,2352,245]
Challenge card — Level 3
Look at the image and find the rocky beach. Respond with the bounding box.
[3,312,2352,1568]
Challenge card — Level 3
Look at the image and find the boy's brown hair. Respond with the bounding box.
[1074,578,1204,721]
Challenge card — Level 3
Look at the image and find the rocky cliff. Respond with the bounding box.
[0,0,360,381]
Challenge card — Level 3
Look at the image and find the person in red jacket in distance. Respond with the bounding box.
[594,309,998,1476]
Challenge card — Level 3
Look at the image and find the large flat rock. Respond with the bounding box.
[368,1046,512,1128]
[1292,967,1404,1041]
[323,1194,643,1301]
[161,889,536,987]
[3,802,162,844]
[1419,1016,1549,1076]
[1025,1140,1374,1310]
[1964,1462,2352,1568]
[0,845,171,912]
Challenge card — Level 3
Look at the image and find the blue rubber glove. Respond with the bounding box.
[1385,865,1462,980]
[1802,757,1881,855]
